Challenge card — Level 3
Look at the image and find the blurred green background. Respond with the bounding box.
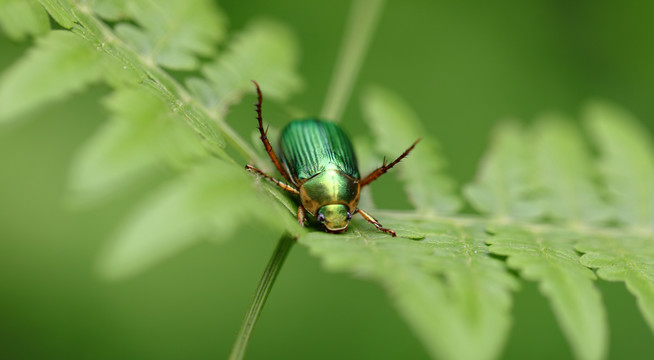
[1,0,654,359]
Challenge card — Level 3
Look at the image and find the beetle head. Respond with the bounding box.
[316,204,352,233]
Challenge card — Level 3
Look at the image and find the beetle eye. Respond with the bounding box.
[317,213,325,222]
[346,211,352,220]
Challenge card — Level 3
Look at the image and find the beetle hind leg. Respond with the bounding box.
[355,208,397,237]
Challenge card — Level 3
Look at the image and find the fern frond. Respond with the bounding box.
[464,110,611,360]
[577,234,654,334]
[100,0,227,70]
[362,86,461,214]
[38,0,74,28]
[3,2,654,360]
[0,0,49,40]
[576,101,654,335]
[300,216,517,360]
[464,121,544,221]
[488,225,607,360]
[0,30,104,122]
[68,88,206,204]
[97,161,291,280]
[585,102,654,231]
[188,18,303,115]
[533,115,611,225]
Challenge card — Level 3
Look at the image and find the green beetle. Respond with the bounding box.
[246,81,418,237]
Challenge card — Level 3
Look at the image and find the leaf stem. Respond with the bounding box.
[228,233,295,360]
[230,2,384,353]
[321,0,385,122]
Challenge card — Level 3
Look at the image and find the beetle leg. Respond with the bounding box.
[252,80,294,183]
[355,208,397,237]
[297,206,305,226]
[360,139,421,187]
[246,164,300,195]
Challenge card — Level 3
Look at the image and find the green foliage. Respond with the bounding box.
[68,88,206,204]
[0,0,301,282]
[577,234,654,334]
[97,161,288,280]
[462,111,612,360]
[0,0,49,40]
[95,0,227,70]
[488,226,607,360]
[464,121,544,221]
[532,116,610,225]
[0,30,105,121]
[2,2,654,360]
[188,18,303,115]
[301,217,517,360]
[586,102,654,230]
[362,86,461,214]
[38,0,75,28]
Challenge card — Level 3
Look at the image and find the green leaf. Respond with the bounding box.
[10,1,654,358]
[585,102,654,231]
[193,18,302,114]
[467,118,611,359]
[37,0,74,28]
[85,0,129,21]
[533,116,611,225]
[464,121,544,221]
[97,161,291,280]
[101,0,227,70]
[28,0,272,164]
[577,234,654,335]
[488,225,607,360]
[0,0,50,40]
[362,86,461,214]
[69,88,207,204]
[575,101,654,336]
[0,30,104,122]
[300,215,517,360]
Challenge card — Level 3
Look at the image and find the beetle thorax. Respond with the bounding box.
[298,166,360,217]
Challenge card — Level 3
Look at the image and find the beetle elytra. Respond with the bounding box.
[246,81,419,237]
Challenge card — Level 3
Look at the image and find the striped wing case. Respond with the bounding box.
[279,119,360,182]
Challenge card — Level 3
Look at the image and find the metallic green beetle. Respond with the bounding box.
[246,81,418,237]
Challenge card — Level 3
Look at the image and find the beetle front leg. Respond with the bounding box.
[355,208,397,237]
[296,206,306,226]
[251,81,294,184]
[246,164,300,195]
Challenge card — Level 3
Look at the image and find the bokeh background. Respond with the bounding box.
[2,0,654,359]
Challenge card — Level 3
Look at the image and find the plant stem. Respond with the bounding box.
[321,0,385,122]
[228,233,295,360]
[231,1,384,358]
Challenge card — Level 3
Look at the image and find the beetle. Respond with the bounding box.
[246,81,419,237]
